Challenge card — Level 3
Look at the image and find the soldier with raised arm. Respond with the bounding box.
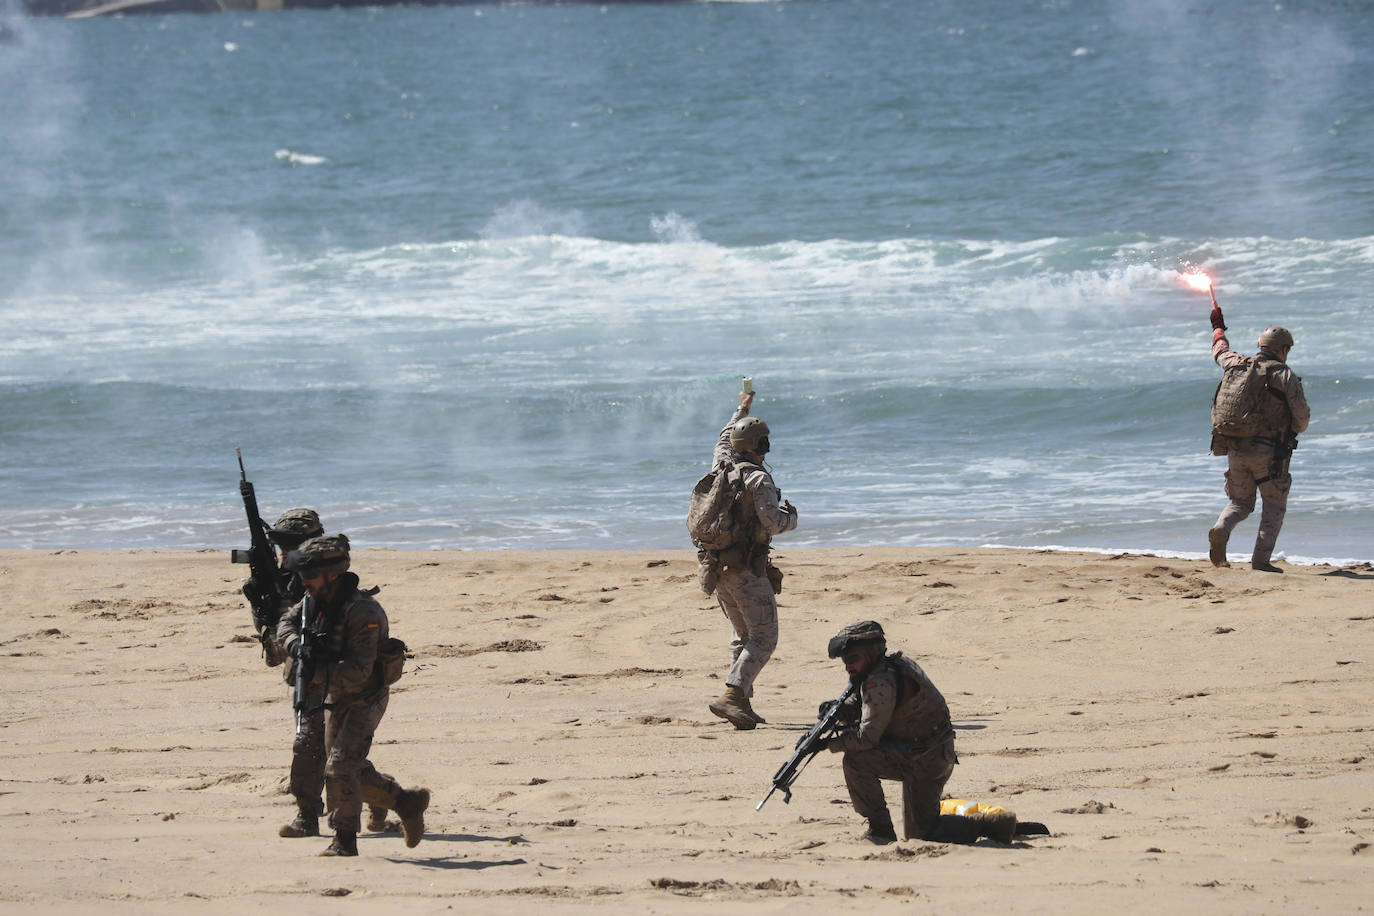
[699,387,798,729]
[1207,302,1310,572]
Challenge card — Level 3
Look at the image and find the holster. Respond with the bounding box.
[766,562,783,595]
[1257,434,1296,486]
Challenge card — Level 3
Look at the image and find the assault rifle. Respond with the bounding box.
[292,594,320,733]
[756,682,857,811]
[230,449,282,643]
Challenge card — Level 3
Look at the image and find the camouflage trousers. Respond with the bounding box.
[843,738,973,841]
[321,690,404,834]
[715,567,778,696]
[288,692,328,816]
[1215,448,1292,564]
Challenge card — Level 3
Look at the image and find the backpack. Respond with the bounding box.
[1211,357,1273,439]
[686,461,752,551]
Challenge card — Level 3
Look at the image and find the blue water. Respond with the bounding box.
[2,0,1372,564]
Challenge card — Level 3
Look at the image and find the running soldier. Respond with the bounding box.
[246,510,391,839]
[277,535,430,857]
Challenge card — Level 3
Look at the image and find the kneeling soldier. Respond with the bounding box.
[825,621,1016,845]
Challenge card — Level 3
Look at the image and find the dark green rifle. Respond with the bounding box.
[292,594,320,733]
[230,449,282,642]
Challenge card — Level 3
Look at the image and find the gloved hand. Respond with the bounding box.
[1210,304,1226,331]
[782,500,797,516]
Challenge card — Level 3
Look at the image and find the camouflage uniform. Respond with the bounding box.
[706,406,798,700]
[249,509,390,834]
[243,508,321,669]
[278,571,409,838]
[1210,332,1310,566]
[827,651,967,840]
[258,566,303,668]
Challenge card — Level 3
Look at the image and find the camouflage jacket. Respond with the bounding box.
[1212,334,1310,453]
[829,652,952,753]
[277,572,389,703]
[259,568,304,668]
[712,406,798,545]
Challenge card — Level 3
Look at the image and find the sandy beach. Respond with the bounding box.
[1,546,1370,914]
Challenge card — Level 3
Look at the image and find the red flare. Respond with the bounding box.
[1180,272,1213,293]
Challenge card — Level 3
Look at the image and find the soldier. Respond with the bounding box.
[277,535,430,857]
[825,621,1017,845]
[256,508,324,668]
[1207,302,1311,572]
[251,511,391,839]
[702,389,798,730]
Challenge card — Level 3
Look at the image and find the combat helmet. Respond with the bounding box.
[828,620,887,659]
[285,533,351,576]
[1258,326,1294,350]
[730,416,771,456]
[268,508,323,549]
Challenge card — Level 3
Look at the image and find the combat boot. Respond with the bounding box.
[1208,527,1230,568]
[861,821,897,845]
[365,805,389,833]
[1251,559,1284,573]
[970,810,1018,844]
[708,685,757,730]
[395,787,430,848]
[278,810,319,838]
[320,830,358,857]
[738,692,766,725]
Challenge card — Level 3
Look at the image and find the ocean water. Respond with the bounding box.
[2,0,1372,564]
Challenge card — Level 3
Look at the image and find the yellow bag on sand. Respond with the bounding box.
[940,798,1009,817]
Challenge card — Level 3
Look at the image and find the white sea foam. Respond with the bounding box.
[480,200,587,240]
[980,544,1370,569]
[650,212,703,245]
[274,148,328,166]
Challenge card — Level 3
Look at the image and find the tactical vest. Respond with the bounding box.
[884,652,952,741]
[291,577,386,695]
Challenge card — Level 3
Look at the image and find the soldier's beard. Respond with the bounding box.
[847,654,884,685]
